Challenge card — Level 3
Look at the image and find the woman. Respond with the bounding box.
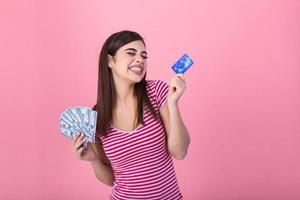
[72,30,190,199]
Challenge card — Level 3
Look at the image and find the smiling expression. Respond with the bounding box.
[108,40,148,83]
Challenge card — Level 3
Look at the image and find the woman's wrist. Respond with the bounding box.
[167,100,179,110]
[89,156,102,164]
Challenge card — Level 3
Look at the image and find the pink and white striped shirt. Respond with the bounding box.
[99,80,183,200]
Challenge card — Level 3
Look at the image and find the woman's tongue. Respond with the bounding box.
[129,67,142,75]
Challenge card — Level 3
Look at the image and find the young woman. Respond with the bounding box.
[72,30,190,199]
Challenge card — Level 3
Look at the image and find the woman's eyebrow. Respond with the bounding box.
[124,48,147,55]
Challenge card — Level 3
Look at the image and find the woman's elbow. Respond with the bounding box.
[169,139,190,160]
[173,150,188,160]
[95,175,115,187]
[175,151,187,160]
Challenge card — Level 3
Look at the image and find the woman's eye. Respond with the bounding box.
[127,52,135,56]
[126,52,148,59]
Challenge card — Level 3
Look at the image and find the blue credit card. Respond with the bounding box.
[171,54,194,74]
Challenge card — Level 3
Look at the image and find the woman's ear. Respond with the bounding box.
[107,54,114,69]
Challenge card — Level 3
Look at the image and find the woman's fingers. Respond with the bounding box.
[174,79,185,88]
[73,132,82,146]
[171,75,185,86]
[175,74,185,82]
[75,137,86,150]
[71,132,95,161]
[171,76,186,90]
[75,139,86,151]
[72,133,86,153]
[77,146,84,158]
[75,140,87,159]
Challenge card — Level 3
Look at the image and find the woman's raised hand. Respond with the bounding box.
[168,74,186,104]
[72,132,97,161]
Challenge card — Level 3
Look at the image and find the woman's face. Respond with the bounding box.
[108,40,148,84]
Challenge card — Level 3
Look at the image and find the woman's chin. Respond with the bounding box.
[131,77,144,83]
[128,73,146,83]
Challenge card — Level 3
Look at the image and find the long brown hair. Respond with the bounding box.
[93,30,159,136]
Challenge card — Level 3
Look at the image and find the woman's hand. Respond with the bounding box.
[72,132,97,162]
[167,74,186,104]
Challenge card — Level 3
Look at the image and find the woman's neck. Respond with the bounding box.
[113,78,136,107]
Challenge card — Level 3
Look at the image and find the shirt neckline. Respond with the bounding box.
[110,123,143,134]
[110,105,145,134]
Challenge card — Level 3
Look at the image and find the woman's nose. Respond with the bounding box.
[135,55,143,63]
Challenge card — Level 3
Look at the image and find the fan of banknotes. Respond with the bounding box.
[59,106,97,147]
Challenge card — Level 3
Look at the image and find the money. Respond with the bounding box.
[171,54,194,74]
[59,106,97,147]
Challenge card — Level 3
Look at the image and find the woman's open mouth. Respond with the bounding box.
[128,65,144,75]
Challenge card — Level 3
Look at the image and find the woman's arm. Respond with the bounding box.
[160,75,191,160]
[90,142,115,186]
[90,158,115,186]
[73,133,115,186]
[160,102,190,160]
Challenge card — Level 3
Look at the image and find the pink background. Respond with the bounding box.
[1,0,299,199]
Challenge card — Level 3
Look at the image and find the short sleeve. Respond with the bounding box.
[154,80,169,111]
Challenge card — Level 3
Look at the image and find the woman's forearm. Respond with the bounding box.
[90,158,115,186]
[167,102,190,160]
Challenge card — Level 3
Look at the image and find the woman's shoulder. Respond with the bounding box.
[145,79,156,86]
[145,79,168,88]
[145,79,169,100]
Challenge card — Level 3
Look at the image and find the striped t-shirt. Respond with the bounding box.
[99,80,183,200]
